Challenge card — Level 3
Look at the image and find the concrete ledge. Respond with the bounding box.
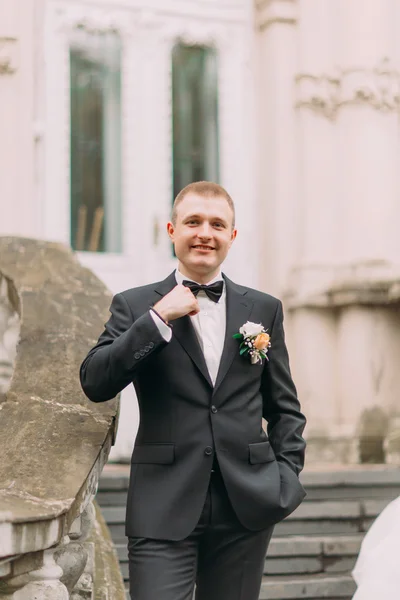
[0,237,119,558]
[301,465,400,487]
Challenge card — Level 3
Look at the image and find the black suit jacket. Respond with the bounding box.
[80,272,306,540]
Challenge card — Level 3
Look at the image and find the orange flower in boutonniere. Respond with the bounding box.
[254,332,270,351]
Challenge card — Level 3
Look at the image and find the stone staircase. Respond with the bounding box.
[97,464,400,599]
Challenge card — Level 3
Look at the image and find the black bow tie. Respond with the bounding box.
[182,280,224,303]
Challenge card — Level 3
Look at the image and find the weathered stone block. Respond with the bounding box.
[322,536,362,556]
[264,556,323,575]
[259,574,357,599]
[362,498,391,517]
[268,537,322,557]
[288,501,360,520]
[324,556,357,574]
[274,520,360,537]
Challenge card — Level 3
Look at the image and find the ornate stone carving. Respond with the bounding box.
[51,2,135,37]
[255,0,297,31]
[0,38,17,75]
[296,58,400,119]
[286,260,400,309]
[54,501,96,598]
[0,550,69,600]
[0,274,20,399]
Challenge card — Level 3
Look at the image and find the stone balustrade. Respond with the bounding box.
[0,237,125,599]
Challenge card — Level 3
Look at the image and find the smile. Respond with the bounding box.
[192,245,214,251]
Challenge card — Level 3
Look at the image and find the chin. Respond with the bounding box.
[192,258,216,269]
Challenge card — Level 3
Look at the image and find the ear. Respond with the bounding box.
[230,228,237,246]
[167,222,175,242]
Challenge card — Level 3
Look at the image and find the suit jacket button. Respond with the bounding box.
[149,342,155,349]
[134,352,141,360]
[144,346,150,352]
[140,349,145,356]
[211,405,218,413]
[204,446,213,456]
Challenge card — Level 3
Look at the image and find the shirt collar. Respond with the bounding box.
[175,269,223,287]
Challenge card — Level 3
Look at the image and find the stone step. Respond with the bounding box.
[115,534,363,563]
[259,574,356,599]
[119,555,357,580]
[303,485,400,501]
[300,467,400,489]
[99,479,399,502]
[107,524,127,544]
[96,465,398,600]
[274,518,366,537]
[115,534,363,581]
[100,498,386,540]
[99,498,389,526]
[265,555,357,576]
[269,535,363,557]
[122,573,355,599]
[106,516,365,541]
[96,490,128,507]
[99,464,400,490]
[124,588,353,600]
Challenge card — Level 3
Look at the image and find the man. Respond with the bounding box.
[80,181,306,600]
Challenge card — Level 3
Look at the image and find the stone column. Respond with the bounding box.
[334,0,398,265]
[283,0,341,461]
[335,0,400,460]
[256,0,300,298]
[293,0,400,461]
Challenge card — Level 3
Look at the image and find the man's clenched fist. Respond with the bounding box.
[152,285,200,323]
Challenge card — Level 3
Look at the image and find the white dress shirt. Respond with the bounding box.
[150,270,226,385]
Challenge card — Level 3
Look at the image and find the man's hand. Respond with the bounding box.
[153,285,200,323]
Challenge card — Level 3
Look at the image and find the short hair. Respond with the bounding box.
[171,181,235,228]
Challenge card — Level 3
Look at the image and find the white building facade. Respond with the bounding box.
[1,0,399,463]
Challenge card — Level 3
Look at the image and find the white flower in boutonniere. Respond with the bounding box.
[233,321,271,365]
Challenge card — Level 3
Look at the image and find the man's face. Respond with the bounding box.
[167,193,237,282]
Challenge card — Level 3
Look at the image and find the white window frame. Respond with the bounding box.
[43,0,257,287]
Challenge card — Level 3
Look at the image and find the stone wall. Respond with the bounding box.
[256,0,400,465]
[0,237,125,599]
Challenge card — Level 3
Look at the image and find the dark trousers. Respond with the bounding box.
[128,467,274,600]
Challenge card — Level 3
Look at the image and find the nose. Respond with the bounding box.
[198,222,212,239]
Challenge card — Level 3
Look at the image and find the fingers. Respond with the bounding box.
[188,303,200,316]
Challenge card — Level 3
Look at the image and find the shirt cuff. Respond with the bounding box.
[150,309,172,342]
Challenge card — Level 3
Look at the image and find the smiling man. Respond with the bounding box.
[80,181,306,600]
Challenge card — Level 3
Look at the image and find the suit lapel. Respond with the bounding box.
[213,276,253,395]
[154,273,213,388]
[170,316,213,388]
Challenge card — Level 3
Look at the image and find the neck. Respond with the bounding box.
[178,264,221,285]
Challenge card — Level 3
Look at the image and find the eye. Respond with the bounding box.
[213,222,224,228]
[187,219,199,225]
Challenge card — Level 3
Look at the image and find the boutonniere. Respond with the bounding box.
[233,321,271,365]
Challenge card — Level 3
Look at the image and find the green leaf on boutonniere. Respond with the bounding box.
[239,347,248,355]
[232,333,243,339]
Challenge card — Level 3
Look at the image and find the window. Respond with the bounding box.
[70,28,122,253]
[172,43,219,199]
